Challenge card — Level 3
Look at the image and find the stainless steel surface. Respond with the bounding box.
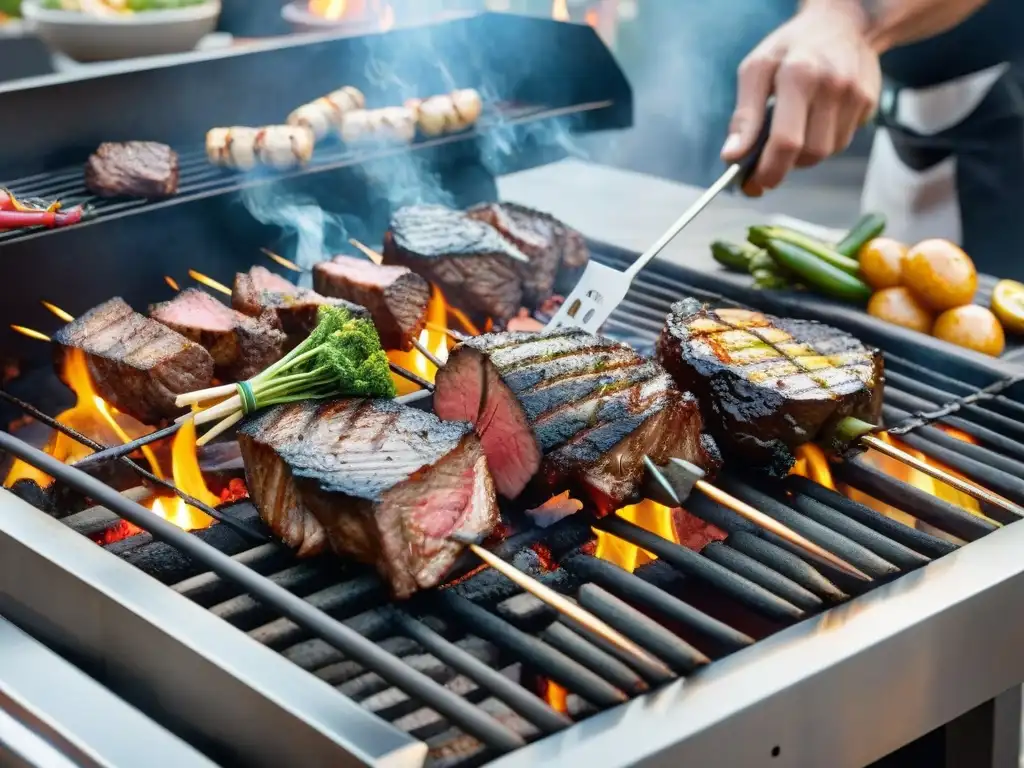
[0,488,428,768]
[487,516,1024,768]
[0,615,215,768]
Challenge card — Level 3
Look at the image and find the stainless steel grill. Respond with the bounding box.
[2,249,1023,767]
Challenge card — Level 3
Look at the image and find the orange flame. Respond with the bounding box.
[594,499,676,574]
[188,269,232,297]
[544,680,568,713]
[387,284,450,395]
[164,276,180,292]
[551,0,570,21]
[10,325,51,343]
[3,348,217,532]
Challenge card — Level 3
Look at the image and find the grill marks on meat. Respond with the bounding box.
[238,399,499,598]
[656,298,884,476]
[232,266,368,348]
[383,205,527,322]
[84,142,179,199]
[467,202,590,308]
[312,254,429,351]
[150,288,286,381]
[52,297,214,425]
[434,329,721,515]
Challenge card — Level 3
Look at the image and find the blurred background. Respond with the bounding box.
[0,0,868,224]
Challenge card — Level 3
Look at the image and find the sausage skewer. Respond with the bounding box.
[287,86,366,140]
[206,126,315,171]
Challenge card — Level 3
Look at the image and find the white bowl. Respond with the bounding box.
[21,0,221,62]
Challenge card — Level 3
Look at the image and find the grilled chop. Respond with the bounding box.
[238,398,499,598]
[382,205,528,322]
[84,141,179,199]
[232,266,368,347]
[53,297,214,425]
[467,201,590,307]
[150,288,287,381]
[434,329,722,515]
[312,254,429,351]
[656,298,884,476]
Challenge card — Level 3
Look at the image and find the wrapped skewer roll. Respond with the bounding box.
[287,86,366,139]
[206,126,316,171]
[339,107,418,144]
[412,88,483,137]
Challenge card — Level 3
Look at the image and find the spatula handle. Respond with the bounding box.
[735,97,776,186]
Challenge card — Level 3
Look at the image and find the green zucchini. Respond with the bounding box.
[747,249,777,275]
[764,238,872,303]
[711,240,762,273]
[749,225,861,275]
[751,269,791,290]
[836,212,887,258]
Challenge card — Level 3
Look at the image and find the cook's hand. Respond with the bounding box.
[722,2,882,196]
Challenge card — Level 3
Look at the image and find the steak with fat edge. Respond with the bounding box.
[238,398,499,598]
[53,297,214,425]
[656,298,884,476]
[433,329,722,515]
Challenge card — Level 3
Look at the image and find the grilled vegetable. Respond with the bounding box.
[867,287,933,333]
[991,279,1024,334]
[764,239,872,303]
[749,225,860,276]
[747,249,777,275]
[751,269,790,290]
[932,305,1005,357]
[710,240,760,272]
[902,239,977,311]
[836,212,886,258]
[858,237,907,290]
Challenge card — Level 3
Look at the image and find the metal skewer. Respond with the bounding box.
[450,533,671,674]
[410,338,445,369]
[860,434,1024,517]
[643,456,871,581]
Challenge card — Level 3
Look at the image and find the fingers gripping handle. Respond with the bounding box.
[735,98,775,186]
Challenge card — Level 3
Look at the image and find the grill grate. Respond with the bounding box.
[0,102,610,248]
[2,251,1024,765]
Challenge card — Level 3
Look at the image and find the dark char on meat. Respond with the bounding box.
[312,254,429,351]
[434,328,722,516]
[238,398,499,598]
[656,298,884,476]
[150,288,287,381]
[53,297,214,425]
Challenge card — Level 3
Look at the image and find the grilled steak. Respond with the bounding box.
[312,254,429,351]
[656,299,884,476]
[467,202,590,306]
[84,142,179,199]
[232,266,368,347]
[150,288,287,381]
[53,297,214,425]
[238,398,499,598]
[383,205,528,322]
[434,329,721,515]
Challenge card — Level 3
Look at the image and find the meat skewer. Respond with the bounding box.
[657,299,1023,518]
[406,88,483,137]
[433,327,868,578]
[206,125,315,171]
[287,85,365,140]
[339,107,417,144]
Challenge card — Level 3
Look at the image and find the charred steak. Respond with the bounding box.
[232,266,368,347]
[238,398,499,598]
[84,142,179,199]
[656,299,884,476]
[434,329,721,515]
[53,297,214,425]
[312,254,429,351]
[150,288,287,381]
[383,205,528,323]
[467,202,590,306]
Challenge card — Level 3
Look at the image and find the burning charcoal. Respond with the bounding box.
[8,478,55,515]
[383,205,529,323]
[84,141,179,199]
[232,266,368,348]
[467,202,589,309]
[656,299,883,476]
[434,329,721,514]
[150,288,287,381]
[52,298,215,425]
[312,254,430,351]
[237,398,500,598]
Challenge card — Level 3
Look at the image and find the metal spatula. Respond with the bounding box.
[545,103,775,333]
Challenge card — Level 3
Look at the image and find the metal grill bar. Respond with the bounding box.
[884,353,1024,421]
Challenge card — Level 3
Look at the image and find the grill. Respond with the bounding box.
[3,244,1024,767]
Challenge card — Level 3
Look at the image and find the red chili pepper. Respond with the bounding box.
[0,189,85,229]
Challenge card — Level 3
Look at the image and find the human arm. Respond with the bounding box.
[723,0,992,196]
